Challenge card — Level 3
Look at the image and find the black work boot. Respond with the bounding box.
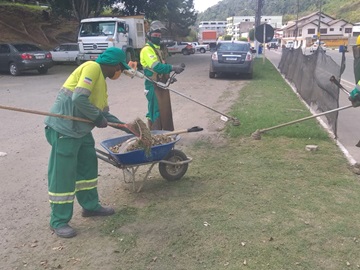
[82,206,115,217]
[51,224,77,238]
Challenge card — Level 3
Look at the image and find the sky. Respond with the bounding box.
[193,0,221,12]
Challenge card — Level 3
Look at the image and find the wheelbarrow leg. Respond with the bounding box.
[137,163,157,192]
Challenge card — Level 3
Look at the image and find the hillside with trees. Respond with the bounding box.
[1,0,359,50]
[0,0,197,48]
[198,0,360,24]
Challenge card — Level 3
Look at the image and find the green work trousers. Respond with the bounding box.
[45,126,100,229]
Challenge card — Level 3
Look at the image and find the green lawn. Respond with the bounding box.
[101,58,360,270]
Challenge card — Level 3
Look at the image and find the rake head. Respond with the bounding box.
[125,118,153,153]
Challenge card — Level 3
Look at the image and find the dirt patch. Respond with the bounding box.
[0,5,78,49]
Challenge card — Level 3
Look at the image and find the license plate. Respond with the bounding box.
[226,57,237,61]
[90,55,98,59]
[35,55,45,59]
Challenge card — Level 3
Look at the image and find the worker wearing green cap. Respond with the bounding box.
[44,47,132,238]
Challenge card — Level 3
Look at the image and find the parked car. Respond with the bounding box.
[166,41,195,55]
[309,40,327,53]
[51,43,80,65]
[267,39,279,50]
[0,43,53,76]
[285,41,295,49]
[209,40,253,79]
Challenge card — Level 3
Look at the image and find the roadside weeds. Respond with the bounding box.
[96,59,360,269]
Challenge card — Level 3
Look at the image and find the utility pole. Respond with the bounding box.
[317,0,322,42]
[254,0,264,58]
[295,0,299,47]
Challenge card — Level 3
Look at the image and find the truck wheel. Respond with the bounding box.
[75,57,82,66]
[182,49,189,55]
[200,48,206,53]
[126,50,132,62]
[209,71,215,78]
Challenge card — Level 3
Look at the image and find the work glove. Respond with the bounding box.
[94,114,108,128]
[171,64,185,74]
[349,88,360,107]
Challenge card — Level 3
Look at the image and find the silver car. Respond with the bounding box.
[51,43,80,65]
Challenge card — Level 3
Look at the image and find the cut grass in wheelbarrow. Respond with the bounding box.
[98,132,191,192]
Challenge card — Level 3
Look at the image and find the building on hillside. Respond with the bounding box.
[197,21,227,43]
[353,22,360,37]
[226,16,283,40]
[281,12,354,48]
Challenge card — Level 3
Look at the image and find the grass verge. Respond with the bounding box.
[101,58,360,270]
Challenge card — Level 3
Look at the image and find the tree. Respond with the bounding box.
[47,0,197,39]
[47,0,114,21]
[114,0,168,20]
[162,0,197,38]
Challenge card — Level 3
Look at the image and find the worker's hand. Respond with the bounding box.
[349,88,360,107]
[128,61,137,70]
[171,64,185,74]
[94,115,108,128]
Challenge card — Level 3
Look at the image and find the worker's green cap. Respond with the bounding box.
[96,47,130,69]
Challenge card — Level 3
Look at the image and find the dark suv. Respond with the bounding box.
[0,43,54,76]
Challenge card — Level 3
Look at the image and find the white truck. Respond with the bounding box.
[165,41,195,55]
[192,42,209,53]
[77,15,146,64]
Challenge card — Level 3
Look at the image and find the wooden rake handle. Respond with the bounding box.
[0,105,129,129]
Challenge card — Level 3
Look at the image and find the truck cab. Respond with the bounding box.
[77,16,146,63]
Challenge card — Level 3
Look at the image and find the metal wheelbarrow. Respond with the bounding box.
[95,130,195,192]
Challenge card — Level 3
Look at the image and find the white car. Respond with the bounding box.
[51,43,80,64]
[309,41,327,53]
[285,41,294,49]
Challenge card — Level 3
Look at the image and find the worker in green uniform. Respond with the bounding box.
[140,20,185,131]
[44,47,131,238]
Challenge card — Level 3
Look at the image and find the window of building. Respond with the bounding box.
[339,28,342,31]
[330,28,334,31]
[320,28,327,34]
[308,29,315,34]
[345,28,352,33]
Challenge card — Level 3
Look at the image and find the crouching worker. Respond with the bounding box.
[44,47,132,238]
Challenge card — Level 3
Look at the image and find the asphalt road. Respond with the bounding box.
[265,47,360,164]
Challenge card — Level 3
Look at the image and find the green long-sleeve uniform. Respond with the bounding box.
[140,42,174,130]
[44,61,126,229]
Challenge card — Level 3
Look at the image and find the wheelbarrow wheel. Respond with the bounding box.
[159,149,188,181]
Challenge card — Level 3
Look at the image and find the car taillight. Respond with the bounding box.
[21,53,33,60]
[46,53,52,59]
[211,52,218,60]
[245,52,252,61]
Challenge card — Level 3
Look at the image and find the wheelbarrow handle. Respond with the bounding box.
[164,126,203,136]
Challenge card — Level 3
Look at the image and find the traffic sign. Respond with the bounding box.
[255,24,274,43]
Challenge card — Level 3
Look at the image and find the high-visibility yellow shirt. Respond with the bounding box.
[62,61,108,110]
[45,61,108,138]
